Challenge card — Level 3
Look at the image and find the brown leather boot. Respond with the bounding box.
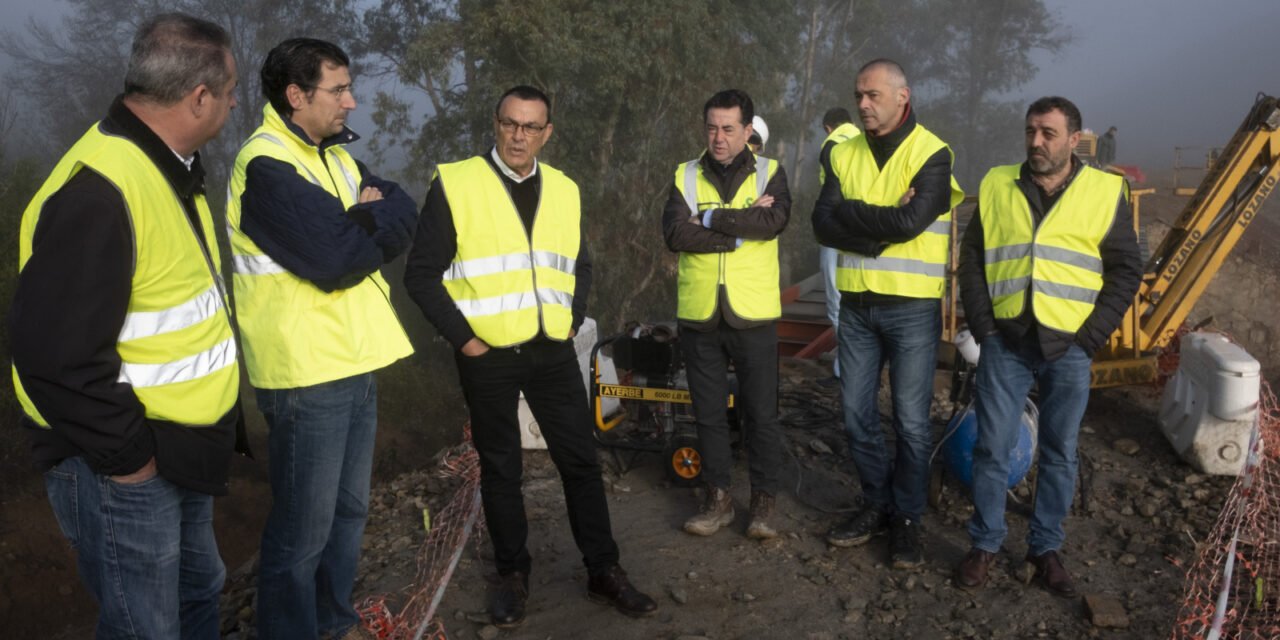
[955,548,995,589]
[683,486,734,536]
[1026,550,1078,598]
[745,491,778,540]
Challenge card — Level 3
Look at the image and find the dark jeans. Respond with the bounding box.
[838,298,940,520]
[256,373,378,640]
[968,331,1092,555]
[44,455,224,640]
[456,339,620,576]
[680,322,782,494]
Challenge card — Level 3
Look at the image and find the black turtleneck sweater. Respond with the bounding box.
[811,106,955,307]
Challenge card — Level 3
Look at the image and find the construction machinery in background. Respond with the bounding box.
[781,93,1280,390]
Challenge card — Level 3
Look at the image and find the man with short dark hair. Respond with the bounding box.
[954,96,1140,596]
[813,58,963,569]
[227,37,417,640]
[817,106,860,382]
[663,88,792,541]
[404,85,656,629]
[11,13,241,637]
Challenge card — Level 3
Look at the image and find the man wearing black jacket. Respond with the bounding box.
[10,14,241,637]
[813,59,963,568]
[663,89,791,541]
[403,85,656,628]
[954,97,1141,596]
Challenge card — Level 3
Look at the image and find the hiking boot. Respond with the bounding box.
[489,571,528,628]
[745,491,778,540]
[826,504,889,547]
[683,486,734,536]
[587,564,658,617]
[889,515,925,569]
[1026,550,1078,598]
[955,548,995,589]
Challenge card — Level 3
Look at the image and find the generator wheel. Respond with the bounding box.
[666,433,703,487]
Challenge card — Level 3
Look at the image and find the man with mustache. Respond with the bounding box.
[404,85,656,628]
[663,89,792,541]
[954,96,1141,596]
[813,59,962,569]
[227,37,418,640]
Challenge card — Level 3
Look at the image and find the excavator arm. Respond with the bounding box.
[1092,94,1280,387]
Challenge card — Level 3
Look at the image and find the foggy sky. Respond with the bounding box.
[2,0,1277,172]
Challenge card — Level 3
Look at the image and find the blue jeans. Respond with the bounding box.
[44,455,224,639]
[256,373,377,639]
[819,248,841,377]
[838,298,940,519]
[967,332,1092,555]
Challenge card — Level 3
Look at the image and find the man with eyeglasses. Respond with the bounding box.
[227,37,417,640]
[404,85,657,628]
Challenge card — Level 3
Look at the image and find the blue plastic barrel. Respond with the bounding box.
[941,400,1039,489]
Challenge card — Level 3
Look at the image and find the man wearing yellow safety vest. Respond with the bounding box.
[663,89,792,541]
[403,85,657,628]
[812,59,964,568]
[227,38,417,640]
[817,107,861,384]
[954,97,1141,596]
[10,14,242,637]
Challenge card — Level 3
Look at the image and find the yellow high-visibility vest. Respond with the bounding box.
[979,164,1124,334]
[227,104,412,389]
[674,153,782,322]
[819,122,861,185]
[830,125,964,299]
[436,155,580,347]
[14,124,239,427]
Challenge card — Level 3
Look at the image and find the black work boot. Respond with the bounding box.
[587,565,658,617]
[826,503,889,547]
[683,486,734,536]
[746,491,779,540]
[889,515,925,569]
[489,571,528,628]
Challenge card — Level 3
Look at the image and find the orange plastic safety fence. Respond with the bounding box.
[1170,375,1280,640]
[355,424,485,640]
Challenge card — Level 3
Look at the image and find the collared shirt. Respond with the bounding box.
[490,146,538,184]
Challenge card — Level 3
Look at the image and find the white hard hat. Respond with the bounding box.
[751,115,769,147]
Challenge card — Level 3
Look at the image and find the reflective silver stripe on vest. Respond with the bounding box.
[453,290,539,318]
[532,251,576,276]
[988,276,1031,299]
[924,220,951,236]
[839,254,946,277]
[444,253,532,282]
[1034,280,1099,304]
[1035,245,1104,274]
[118,284,223,342]
[248,133,359,203]
[682,161,699,213]
[986,243,1031,264]
[233,253,287,275]
[755,156,770,200]
[118,337,237,389]
[536,287,574,309]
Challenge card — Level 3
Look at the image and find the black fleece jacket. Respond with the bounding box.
[958,159,1143,362]
[811,106,955,307]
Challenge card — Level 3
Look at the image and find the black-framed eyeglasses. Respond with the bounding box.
[497,117,548,137]
[303,83,354,98]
